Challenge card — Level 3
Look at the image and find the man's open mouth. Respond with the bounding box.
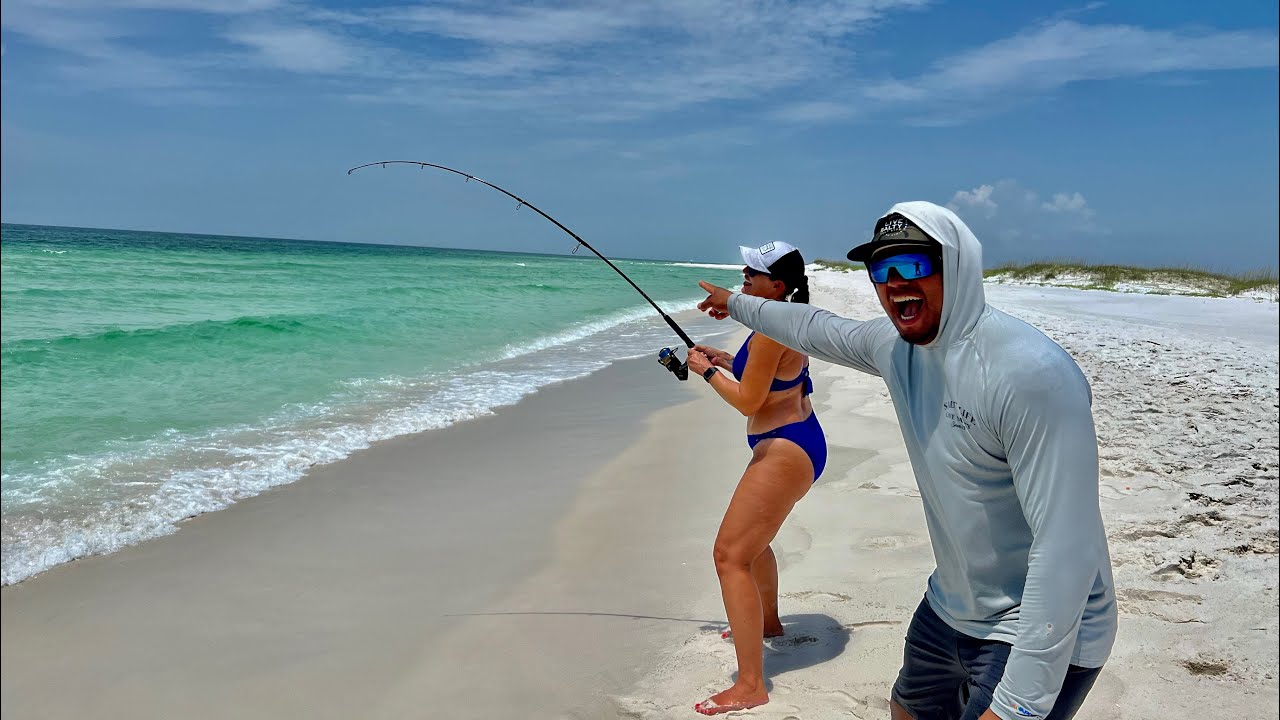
[891,294,924,321]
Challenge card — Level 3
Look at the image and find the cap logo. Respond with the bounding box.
[876,217,913,239]
[759,242,775,254]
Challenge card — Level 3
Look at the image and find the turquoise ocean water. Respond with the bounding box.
[1,224,741,584]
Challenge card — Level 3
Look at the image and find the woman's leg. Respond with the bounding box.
[721,545,784,639]
[716,543,783,638]
[696,439,813,715]
[753,545,785,637]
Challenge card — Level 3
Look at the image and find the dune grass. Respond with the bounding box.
[813,257,1276,298]
[984,262,1278,298]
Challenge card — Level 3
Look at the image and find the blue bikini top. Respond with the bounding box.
[731,332,813,395]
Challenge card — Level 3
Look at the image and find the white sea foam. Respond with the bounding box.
[498,296,706,360]
[0,301,731,585]
[667,262,741,270]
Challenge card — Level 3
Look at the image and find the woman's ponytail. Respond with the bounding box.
[789,274,810,304]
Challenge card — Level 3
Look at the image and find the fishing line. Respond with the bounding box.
[348,160,695,379]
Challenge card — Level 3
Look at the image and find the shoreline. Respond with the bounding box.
[0,303,738,587]
[1,351,732,718]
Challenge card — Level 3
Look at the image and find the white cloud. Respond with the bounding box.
[113,0,280,11]
[0,1,209,96]
[1042,191,1090,215]
[947,180,1103,263]
[225,25,355,74]
[868,20,1279,124]
[1,0,930,115]
[366,4,636,47]
[323,0,929,120]
[4,1,1275,127]
[949,183,998,217]
[769,100,860,124]
[1,4,124,57]
[23,0,280,11]
[0,2,209,93]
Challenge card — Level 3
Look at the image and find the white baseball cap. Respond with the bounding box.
[739,241,800,274]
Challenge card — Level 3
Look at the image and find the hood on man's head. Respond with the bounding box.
[870,201,987,347]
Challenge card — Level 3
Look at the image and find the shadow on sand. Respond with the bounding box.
[726,612,853,690]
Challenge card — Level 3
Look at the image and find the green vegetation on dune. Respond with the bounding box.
[983,262,1278,298]
[1224,270,1280,295]
[812,257,1277,299]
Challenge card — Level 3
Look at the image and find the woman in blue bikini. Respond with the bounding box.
[684,241,827,716]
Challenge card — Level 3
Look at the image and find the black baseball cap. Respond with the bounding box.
[847,214,937,262]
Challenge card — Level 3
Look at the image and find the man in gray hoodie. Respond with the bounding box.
[695,201,1116,720]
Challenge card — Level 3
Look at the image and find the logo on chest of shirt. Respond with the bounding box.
[942,400,976,431]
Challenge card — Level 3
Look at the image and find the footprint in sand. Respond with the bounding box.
[861,534,924,550]
[1186,492,1235,506]
[1110,524,1177,542]
[609,696,661,719]
[1182,656,1232,677]
[773,634,820,647]
[1228,530,1280,555]
[781,590,852,602]
[1116,587,1205,624]
[793,686,886,719]
[1152,550,1221,581]
[1180,510,1228,527]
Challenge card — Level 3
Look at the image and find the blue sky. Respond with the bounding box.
[2,1,1277,270]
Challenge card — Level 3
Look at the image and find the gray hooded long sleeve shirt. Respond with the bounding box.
[727,202,1116,720]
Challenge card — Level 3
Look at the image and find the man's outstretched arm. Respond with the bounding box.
[698,281,892,376]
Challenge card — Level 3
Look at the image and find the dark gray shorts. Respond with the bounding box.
[891,598,1102,720]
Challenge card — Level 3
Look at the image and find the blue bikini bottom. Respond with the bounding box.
[746,412,827,481]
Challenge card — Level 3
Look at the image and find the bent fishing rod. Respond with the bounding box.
[348,160,695,380]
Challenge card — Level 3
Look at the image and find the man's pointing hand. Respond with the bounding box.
[697,281,732,321]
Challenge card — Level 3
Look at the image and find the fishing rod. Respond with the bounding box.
[347,160,694,380]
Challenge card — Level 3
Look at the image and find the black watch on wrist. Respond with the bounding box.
[702,366,719,382]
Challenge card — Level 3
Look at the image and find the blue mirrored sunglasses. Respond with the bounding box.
[866,252,937,284]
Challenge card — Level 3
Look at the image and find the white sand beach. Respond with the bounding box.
[2,270,1276,719]
[616,272,1279,719]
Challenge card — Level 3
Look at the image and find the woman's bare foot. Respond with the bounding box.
[719,621,784,640]
[693,683,769,715]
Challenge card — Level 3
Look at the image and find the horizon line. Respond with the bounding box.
[0,221,730,266]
